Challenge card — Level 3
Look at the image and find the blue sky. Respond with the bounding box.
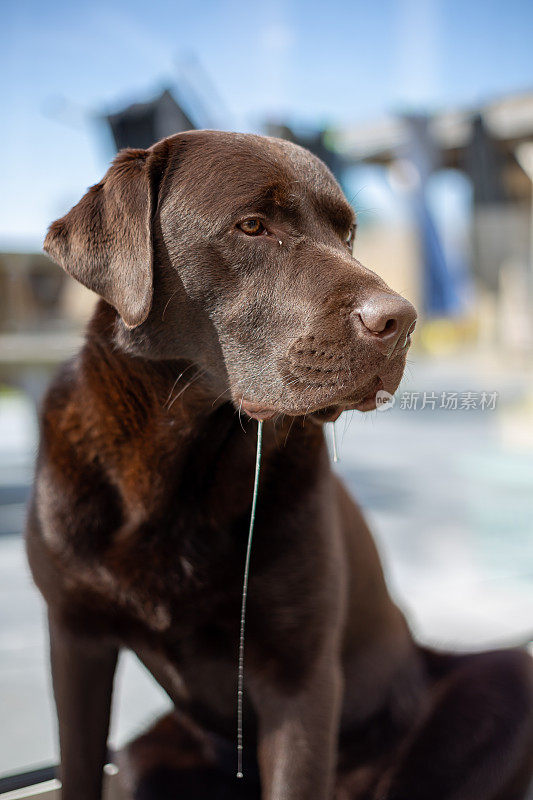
[2,0,532,249]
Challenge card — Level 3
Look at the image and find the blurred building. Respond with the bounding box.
[329,92,533,354]
[0,252,85,400]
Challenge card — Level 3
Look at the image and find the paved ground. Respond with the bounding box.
[1,353,532,779]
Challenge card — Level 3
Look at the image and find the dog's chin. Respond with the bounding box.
[307,376,386,423]
[238,373,400,425]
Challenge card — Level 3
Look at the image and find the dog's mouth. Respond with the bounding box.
[239,377,385,424]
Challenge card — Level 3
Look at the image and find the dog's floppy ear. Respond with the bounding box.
[44,142,170,328]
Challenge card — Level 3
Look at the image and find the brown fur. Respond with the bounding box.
[27,131,533,800]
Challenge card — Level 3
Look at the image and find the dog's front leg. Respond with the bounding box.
[49,613,118,800]
[252,655,342,800]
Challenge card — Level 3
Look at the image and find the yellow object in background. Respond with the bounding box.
[419,317,478,356]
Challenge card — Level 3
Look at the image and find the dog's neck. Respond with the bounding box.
[77,303,327,523]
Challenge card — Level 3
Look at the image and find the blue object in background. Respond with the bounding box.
[418,198,463,316]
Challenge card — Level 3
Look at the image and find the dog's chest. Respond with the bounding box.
[64,485,316,699]
[48,416,327,699]
[64,417,260,637]
[95,507,250,643]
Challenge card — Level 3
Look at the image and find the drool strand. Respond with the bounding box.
[236,419,263,778]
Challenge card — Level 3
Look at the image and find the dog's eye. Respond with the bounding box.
[346,226,356,249]
[238,219,266,236]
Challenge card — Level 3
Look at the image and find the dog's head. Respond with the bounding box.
[45,130,416,421]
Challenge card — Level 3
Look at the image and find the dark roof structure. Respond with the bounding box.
[105,89,196,151]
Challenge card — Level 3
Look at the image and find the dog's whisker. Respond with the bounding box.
[164,364,196,408]
[346,409,356,435]
[301,400,314,428]
[283,414,297,447]
[167,369,207,410]
[341,409,351,445]
[238,397,246,433]
[212,387,232,407]
[161,288,180,321]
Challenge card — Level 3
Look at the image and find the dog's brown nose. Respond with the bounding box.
[356,292,417,356]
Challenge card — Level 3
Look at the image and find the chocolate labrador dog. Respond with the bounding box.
[27,131,533,800]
